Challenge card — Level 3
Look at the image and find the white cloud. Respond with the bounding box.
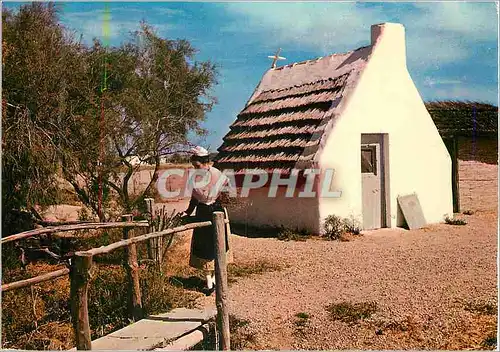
[423,76,464,87]
[409,2,497,41]
[222,2,497,66]
[60,9,175,44]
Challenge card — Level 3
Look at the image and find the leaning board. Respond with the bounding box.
[397,194,427,230]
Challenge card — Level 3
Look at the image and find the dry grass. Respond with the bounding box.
[191,315,257,350]
[445,216,468,225]
[326,301,378,325]
[227,260,283,284]
[1,231,204,350]
[293,312,311,337]
[277,228,309,242]
[464,301,497,316]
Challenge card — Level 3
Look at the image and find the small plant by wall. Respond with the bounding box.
[323,215,363,240]
[444,216,467,225]
[323,215,345,240]
[342,216,362,235]
[277,227,310,242]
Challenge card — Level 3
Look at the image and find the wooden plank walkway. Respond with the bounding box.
[70,307,216,351]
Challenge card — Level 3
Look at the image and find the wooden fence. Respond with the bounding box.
[1,212,230,350]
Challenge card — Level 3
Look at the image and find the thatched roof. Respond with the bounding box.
[214,46,372,172]
[426,100,498,137]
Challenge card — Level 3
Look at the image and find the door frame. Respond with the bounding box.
[361,133,391,228]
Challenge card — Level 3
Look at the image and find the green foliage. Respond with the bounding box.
[277,227,309,242]
[342,216,362,235]
[168,153,190,164]
[482,332,497,349]
[77,207,94,221]
[2,3,72,230]
[294,312,311,337]
[2,3,218,224]
[323,214,345,240]
[2,262,199,350]
[323,214,363,240]
[227,260,282,284]
[326,301,378,324]
[465,301,497,316]
[445,216,467,225]
[88,266,130,338]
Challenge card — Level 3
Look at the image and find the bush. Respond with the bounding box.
[342,216,362,235]
[2,257,199,350]
[228,260,283,284]
[323,214,362,240]
[323,215,345,240]
[277,227,309,242]
[326,301,378,324]
[445,216,467,225]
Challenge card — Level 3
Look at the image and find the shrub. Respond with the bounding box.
[277,227,309,242]
[482,332,497,349]
[465,301,497,315]
[77,206,93,221]
[2,258,199,350]
[445,216,467,225]
[343,216,362,235]
[293,312,311,337]
[228,260,282,284]
[323,215,345,240]
[326,301,378,324]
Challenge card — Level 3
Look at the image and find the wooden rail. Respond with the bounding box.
[1,267,70,292]
[1,221,149,244]
[76,221,213,257]
[2,212,231,350]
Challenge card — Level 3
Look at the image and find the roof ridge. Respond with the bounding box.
[273,45,370,71]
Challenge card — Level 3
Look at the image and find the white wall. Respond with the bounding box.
[226,186,322,234]
[318,23,453,228]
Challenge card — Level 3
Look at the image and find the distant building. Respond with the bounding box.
[426,101,498,212]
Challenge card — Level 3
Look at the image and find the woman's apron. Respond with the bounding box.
[189,200,233,270]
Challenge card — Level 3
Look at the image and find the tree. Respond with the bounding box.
[60,23,217,220]
[3,3,218,226]
[2,3,83,233]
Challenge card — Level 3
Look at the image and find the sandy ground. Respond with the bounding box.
[41,162,497,349]
[196,210,497,350]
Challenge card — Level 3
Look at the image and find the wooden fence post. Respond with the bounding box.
[212,211,230,350]
[144,198,158,262]
[70,252,93,350]
[122,214,143,320]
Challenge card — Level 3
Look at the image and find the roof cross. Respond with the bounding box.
[268,48,286,68]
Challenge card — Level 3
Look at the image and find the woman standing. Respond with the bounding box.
[182,146,231,295]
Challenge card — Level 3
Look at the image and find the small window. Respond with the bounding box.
[361,147,377,174]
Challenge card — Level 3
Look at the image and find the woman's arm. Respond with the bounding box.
[184,196,199,216]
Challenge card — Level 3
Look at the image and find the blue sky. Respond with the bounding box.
[4,2,499,151]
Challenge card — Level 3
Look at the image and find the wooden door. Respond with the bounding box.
[361,141,383,230]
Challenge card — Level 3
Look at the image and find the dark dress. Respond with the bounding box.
[188,197,231,270]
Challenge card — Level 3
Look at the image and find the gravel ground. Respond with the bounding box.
[197,210,497,350]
